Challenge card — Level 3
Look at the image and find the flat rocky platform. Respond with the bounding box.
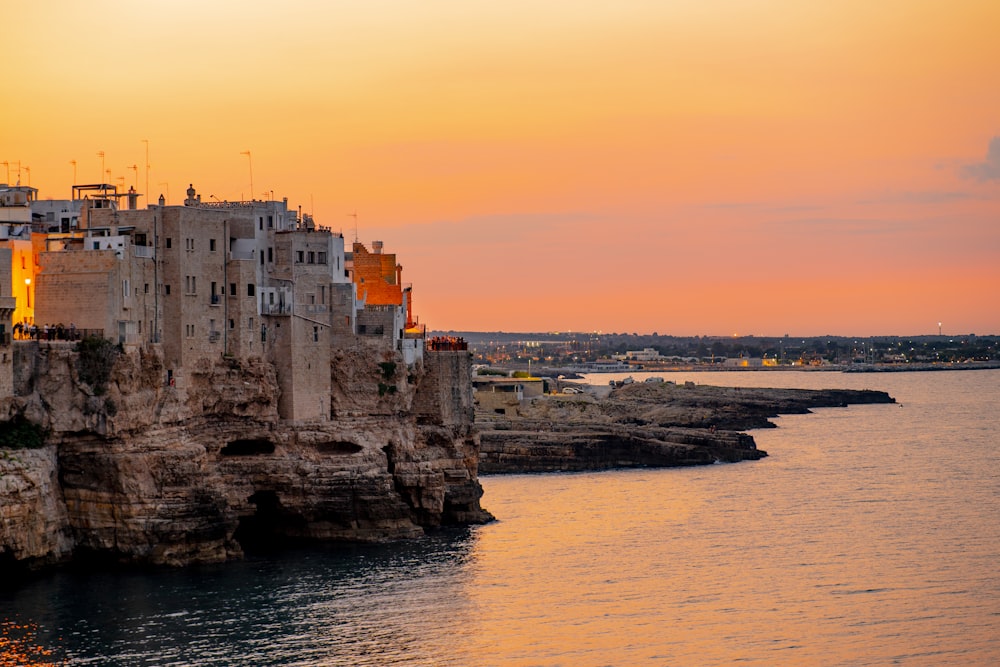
[478,382,894,473]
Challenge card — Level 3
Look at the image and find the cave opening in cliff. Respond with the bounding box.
[316,441,364,455]
[234,490,305,550]
[221,438,275,456]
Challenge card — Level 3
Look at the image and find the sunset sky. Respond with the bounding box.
[4,1,999,336]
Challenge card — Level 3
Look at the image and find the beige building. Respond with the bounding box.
[31,184,399,422]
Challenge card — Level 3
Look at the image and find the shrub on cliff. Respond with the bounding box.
[0,415,46,450]
[75,335,121,395]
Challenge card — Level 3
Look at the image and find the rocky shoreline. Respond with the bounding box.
[478,381,895,473]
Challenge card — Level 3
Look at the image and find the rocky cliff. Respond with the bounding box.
[0,342,492,570]
[479,381,894,473]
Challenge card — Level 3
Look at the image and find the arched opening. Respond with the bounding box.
[234,490,302,550]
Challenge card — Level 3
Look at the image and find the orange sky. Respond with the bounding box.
[4,1,999,335]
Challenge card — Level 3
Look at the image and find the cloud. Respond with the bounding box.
[962,136,1000,181]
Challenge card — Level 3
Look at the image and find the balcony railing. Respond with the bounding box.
[261,302,292,316]
[133,245,155,259]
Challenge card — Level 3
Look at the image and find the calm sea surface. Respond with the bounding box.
[2,369,998,666]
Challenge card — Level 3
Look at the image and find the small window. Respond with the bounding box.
[210,239,216,252]
[258,217,263,231]
[229,283,236,296]
[165,284,171,295]
[144,283,149,294]
[307,251,315,264]
[296,251,304,263]
[318,252,327,264]
[166,238,172,249]
[229,319,235,330]
[247,284,255,297]
[313,326,319,342]
[260,252,264,266]
[267,247,273,263]
[267,215,273,229]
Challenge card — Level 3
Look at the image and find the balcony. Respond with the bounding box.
[133,245,155,259]
[260,302,292,316]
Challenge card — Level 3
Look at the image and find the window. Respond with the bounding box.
[185,238,194,250]
[308,294,315,305]
[229,319,235,330]
[185,276,197,294]
[313,326,319,342]
[185,324,195,338]
[268,292,275,305]
[247,283,255,297]
[267,215,273,229]
[165,284,171,295]
[267,247,273,263]
[307,251,315,264]
[209,239,216,252]
[321,286,326,304]
[259,217,263,231]
[248,317,254,330]
[296,251,304,263]
[144,283,149,294]
[229,283,236,296]
[318,252,327,264]
[166,238,172,249]
[260,252,264,266]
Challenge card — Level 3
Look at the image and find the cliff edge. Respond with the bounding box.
[0,342,492,570]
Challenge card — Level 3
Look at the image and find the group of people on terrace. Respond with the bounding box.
[13,321,86,342]
[427,336,468,351]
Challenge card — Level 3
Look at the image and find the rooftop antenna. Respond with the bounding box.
[142,139,150,205]
[240,150,254,200]
[97,151,105,183]
[70,160,77,187]
[348,211,358,242]
[128,164,138,188]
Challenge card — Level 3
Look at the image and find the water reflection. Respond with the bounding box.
[1,529,479,666]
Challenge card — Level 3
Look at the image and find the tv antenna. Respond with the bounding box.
[348,211,358,242]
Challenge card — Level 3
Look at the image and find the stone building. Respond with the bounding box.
[26,182,429,422]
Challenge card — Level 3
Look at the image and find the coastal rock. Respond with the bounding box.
[478,381,894,473]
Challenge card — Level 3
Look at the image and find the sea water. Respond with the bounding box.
[2,370,998,666]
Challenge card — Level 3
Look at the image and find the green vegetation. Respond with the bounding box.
[75,336,121,395]
[378,382,398,397]
[476,367,508,376]
[0,416,46,450]
[378,361,397,380]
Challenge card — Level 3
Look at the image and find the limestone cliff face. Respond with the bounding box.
[0,342,491,569]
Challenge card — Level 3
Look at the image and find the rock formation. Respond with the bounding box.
[478,381,894,473]
[0,342,492,570]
